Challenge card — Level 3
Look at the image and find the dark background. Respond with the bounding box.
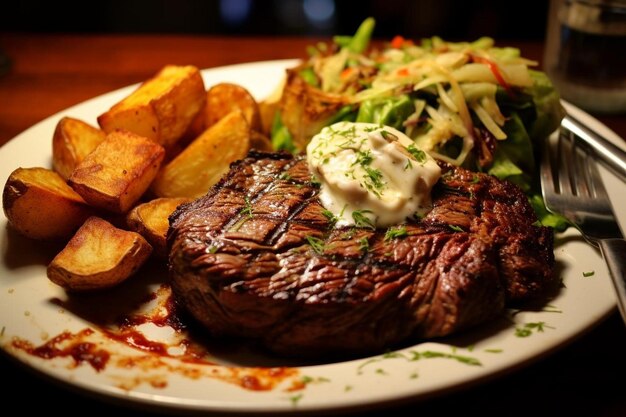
[1,0,549,41]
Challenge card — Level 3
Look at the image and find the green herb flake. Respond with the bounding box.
[321,209,338,226]
[279,172,293,181]
[344,385,353,392]
[385,226,408,241]
[380,130,398,142]
[375,368,387,375]
[358,237,370,253]
[355,149,374,166]
[484,348,503,353]
[242,196,254,219]
[310,175,321,186]
[208,245,218,254]
[363,166,385,193]
[301,375,330,385]
[404,159,413,171]
[448,225,464,232]
[409,350,482,367]
[583,271,595,277]
[407,144,427,164]
[306,236,327,255]
[352,210,376,230]
[288,393,303,407]
[409,372,419,379]
[515,321,555,337]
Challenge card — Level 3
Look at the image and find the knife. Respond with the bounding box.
[561,113,626,183]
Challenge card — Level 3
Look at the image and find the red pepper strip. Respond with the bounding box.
[471,55,512,94]
[397,68,409,77]
[340,67,355,80]
[391,35,405,49]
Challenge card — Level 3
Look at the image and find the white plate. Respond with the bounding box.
[1,60,624,414]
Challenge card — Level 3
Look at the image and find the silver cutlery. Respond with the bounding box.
[561,114,626,183]
[540,127,626,323]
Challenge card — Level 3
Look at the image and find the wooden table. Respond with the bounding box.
[1,34,625,417]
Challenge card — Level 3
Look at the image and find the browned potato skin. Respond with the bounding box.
[97,65,206,149]
[151,110,250,199]
[2,167,92,240]
[279,68,347,149]
[47,216,152,291]
[185,83,261,139]
[68,130,165,213]
[52,117,107,180]
[250,130,273,151]
[126,197,190,257]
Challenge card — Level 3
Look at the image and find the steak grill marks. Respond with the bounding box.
[168,151,556,357]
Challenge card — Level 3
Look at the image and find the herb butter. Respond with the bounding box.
[307,122,441,228]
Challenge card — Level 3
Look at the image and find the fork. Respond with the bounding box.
[540,128,626,323]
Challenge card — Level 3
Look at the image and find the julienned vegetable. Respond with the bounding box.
[271,18,568,230]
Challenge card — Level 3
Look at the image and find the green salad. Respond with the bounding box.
[272,18,567,230]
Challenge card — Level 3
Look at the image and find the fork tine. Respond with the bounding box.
[572,135,592,198]
[581,139,611,201]
[557,130,575,195]
[540,134,557,200]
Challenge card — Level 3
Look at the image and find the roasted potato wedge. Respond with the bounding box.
[52,117,107,180]
[97,65,206,149]
[205,83,261,131]
[279,68,347,149]
[68,130,165,213]
[2,167,92,240]
[47,216,152,291]
[152,110,250,199]
[185,83,261,140]
[126,197,190,257]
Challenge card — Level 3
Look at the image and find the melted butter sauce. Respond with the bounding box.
[307,122,441,227]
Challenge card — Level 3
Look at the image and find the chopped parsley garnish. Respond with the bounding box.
[448,224,464,232]
[358,237,370,252]
[583,271,595,277]
[321,209,338,226]
[380,130,398,142]
[279,172,292,181]
[385,226,408,241]
[355,149,373,166]
[404,158,413,170]
[310,175,321,186]
[241,196,254,219]
[409,350,482,366]
[305,235,328,255]
[288,393,303,406]
[352,210,375,229]
[515,321,554,337]
[407,144,427,164]
[484,348,503,353]
[207,245,218,254]
[363,166,385,193]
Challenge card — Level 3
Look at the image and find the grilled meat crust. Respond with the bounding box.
[168,151,555,357]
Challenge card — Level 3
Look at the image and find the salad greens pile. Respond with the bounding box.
[271,18,568,230]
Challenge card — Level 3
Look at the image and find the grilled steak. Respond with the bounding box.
[168,151,555,357]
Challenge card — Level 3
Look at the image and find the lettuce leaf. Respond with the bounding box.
[525,70,566,142]
[356,94,414,130]
[488,112,534,191]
